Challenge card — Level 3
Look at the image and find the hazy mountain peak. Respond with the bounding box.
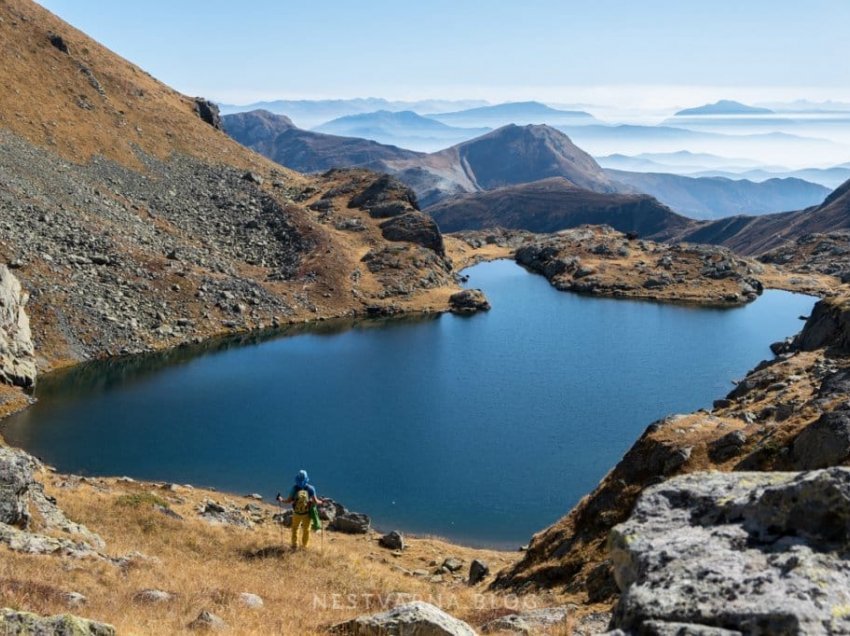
[674,100,775,116]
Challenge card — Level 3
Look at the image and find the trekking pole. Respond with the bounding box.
[276,493,284,551]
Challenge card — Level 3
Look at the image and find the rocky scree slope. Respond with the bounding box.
[0,0,469,398]
[494,293,850,604]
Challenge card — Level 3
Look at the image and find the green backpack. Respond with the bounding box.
[293,488,311,514]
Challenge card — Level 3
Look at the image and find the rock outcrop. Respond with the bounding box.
[330,601,477,636]
[193,97,223,130]
[608,469,850,635]
[0,265,36,388]
[0,608,115,635]
[0,445,105,557]
[449,289,490,313]
[510,226,764,306]
[793,296,850,353]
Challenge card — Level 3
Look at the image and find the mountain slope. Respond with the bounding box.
[386,124,623,207]
[222,110,422,173]
[426,178,690,235]
[0,0,466,382]
[659,179,850,254]
[607,170,830,219]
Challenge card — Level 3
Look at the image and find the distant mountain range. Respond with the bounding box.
[674,100,775,116]
[312,110,489,151]
[426,177,690,235]
[216,97,488,128]
[606,170,830,219]
[222,110,422,173]
[224,110,839,229]
[660,179,850,254]
[428,101,597,128]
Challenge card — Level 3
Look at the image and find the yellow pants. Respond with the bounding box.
[291,513,311,548]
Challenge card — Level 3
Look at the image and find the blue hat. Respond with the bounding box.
[295,470,309,488]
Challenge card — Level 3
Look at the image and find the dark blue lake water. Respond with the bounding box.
[1,260,816,548]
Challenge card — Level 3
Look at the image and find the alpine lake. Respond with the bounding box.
[2,260,817,548]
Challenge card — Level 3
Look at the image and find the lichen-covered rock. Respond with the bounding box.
[793,405,850,469]
[0,265,36,388]
[609,468,850,635]
[380,212,446,256]
[481,607,572,634]
[331,511,370,534]
[0,607,115,635]
[330,601,477,636]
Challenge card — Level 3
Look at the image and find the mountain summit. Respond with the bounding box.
[674,100,775,116]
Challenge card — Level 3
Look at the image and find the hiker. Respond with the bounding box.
[277,470,323,549]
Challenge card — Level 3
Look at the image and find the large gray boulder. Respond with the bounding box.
[0,265,36,388]
[0,607,115,635]
[481,607,572,634]
[331,511,371,534]
[0,445,35,527]
[330,601,477,635]
[609,468,850,635]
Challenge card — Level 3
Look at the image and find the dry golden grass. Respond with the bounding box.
[0,469,589,635]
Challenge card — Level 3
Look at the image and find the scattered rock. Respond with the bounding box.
[239,592,264,609]
[133,589,176,604]
[468,559,489,585]
[0,608,114,636]
[330,601,476,636]
[482,606,572,634]
[378,530,404,550]
[449,289,490,313]
[441,557,463,573]
[242,171,264,185]
[199,500,253,528]
[331,511,370,534]
[609,468,850,635]
[48,33,69,54]
[188,610,228,631]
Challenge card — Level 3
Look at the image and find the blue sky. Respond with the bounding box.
[36,1,850,108]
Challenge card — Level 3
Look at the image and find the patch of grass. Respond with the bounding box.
[114,492,169,509]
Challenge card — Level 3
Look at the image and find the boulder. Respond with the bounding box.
[449,289,491,314]
[708,430,747,462]
[609,468,850,635]
[379,212,445,256]
[348,174,419,212]
[0,265,37,388]
[0,608,115,635]
[199,501,253,528]
[330,601,477,636]
[331,511,370,534]
[133,589,176,604]
[194,98,223,130]
[793,406,850,469]
[468,559,489,585]
[442,557,463,573]
[188,610,228,631]
[378,530,404,551]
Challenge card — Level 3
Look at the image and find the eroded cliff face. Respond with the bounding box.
[0,265,35,388]
[494,294,850,604]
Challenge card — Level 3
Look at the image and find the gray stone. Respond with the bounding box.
[482,606,572,634]
[331,511,370,534]
[378,530,405,550]
[63,592,88,608]
[330,601,477,636]
[188,610,228,631]
[442,557,463,572]
[468,559,489,585]
[0,445,35,526]
[793,406,850,469]
[239,592,264,609]
[609,468,850,635]
[133,589,176,604]
[0,608,115,635]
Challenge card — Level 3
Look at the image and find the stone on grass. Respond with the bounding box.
[330,601,476,636]
[378,530,404,550]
